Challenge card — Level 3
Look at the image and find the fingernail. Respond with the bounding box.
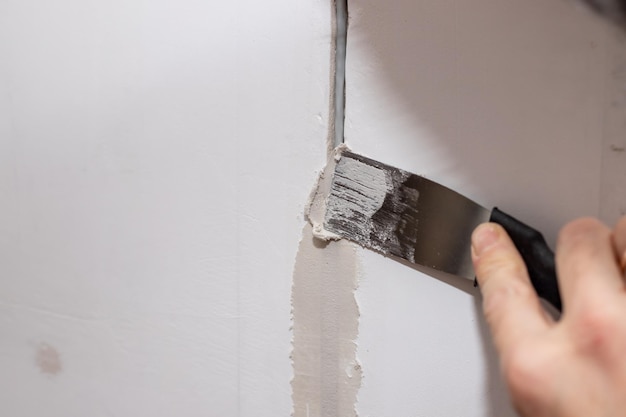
[471,223,500,258]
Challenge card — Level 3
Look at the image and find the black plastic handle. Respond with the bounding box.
[489,208,562,312]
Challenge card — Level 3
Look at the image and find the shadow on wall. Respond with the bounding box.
[346,0,610,246]
[345,0,613,416]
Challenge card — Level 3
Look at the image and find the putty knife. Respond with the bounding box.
[317,150,561,312]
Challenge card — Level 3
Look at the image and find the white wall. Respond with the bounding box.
[346,0,617,416]
[4,1,625,416]
[0,1,331,416]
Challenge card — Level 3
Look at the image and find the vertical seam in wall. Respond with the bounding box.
[333,0,348,149]
[291,2,361,416]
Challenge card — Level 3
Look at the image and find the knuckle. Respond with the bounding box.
[476,248,528,284]
[482,278,535,328]
[483,276,531,308]
[557,218,612,277]
[501,344,549,400]
[572,302,621,354]
[558,218,608,248]
[482,254,526,277]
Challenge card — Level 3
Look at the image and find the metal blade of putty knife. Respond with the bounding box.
[317,149,562,312]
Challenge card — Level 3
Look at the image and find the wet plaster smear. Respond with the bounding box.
[291,149,362,417]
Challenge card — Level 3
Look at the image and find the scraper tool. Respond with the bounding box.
[319,150,561,312]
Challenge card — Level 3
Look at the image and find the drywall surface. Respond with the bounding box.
[600,34,626,222]
[0,1,331,416]
[345,0,615,416]
[291,147,362,417]
[291,223,361,417]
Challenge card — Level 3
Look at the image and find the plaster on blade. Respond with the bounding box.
[311,147,491,280]
[312,148,562,312]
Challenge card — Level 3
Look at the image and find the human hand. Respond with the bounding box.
[471,217,626,417]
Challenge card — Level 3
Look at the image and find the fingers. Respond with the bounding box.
[556,218,623,306]
[613,216,626,273]
[472,223,551,354]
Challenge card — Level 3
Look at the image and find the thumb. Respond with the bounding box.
[472,223,550,353]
